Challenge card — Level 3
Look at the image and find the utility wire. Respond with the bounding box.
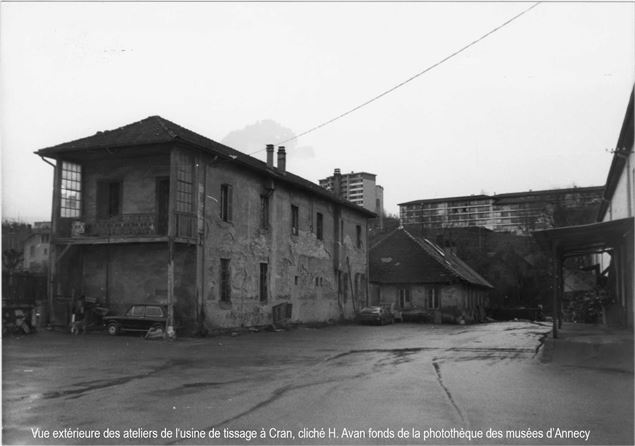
[250,1,540,154]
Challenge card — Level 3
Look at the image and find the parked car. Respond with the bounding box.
[358,305,394,325]
[401,306,432,323]
[103,304,167,335]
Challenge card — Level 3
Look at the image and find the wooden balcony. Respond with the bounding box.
[56,212,197,244]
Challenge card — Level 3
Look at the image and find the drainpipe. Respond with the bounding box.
[40,156,58,327]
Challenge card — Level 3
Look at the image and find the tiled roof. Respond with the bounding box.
[36,116,375,217]
[370,227,493,288]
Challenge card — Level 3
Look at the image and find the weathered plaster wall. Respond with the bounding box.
[200,158,369,328]
[377,283,487,323]
[80,243,195,321]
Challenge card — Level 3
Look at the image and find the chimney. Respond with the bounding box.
[277,146,286,172]
[333,168,342,198]
[266,144,274,168]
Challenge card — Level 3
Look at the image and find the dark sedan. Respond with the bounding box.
[103,304,167,335]
[358,305,394,325]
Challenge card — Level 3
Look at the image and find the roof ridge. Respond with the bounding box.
[151,116,178,139]
[369,227,401,250]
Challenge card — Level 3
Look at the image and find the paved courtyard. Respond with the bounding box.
[2,321,633,445]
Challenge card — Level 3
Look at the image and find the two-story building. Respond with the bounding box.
[23,222,51,273]
[36,116,374,334]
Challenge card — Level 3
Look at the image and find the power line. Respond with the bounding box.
[250,1,540,154]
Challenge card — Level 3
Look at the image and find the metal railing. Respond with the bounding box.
[89,214,158,236]
[56,212,197,240]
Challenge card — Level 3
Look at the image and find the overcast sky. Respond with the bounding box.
[1,1,633,223]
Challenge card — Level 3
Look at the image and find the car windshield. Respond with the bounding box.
[127,306,146,317]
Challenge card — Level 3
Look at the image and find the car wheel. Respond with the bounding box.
[107,322,120,336]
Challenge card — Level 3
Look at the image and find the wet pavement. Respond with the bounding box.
[2,321,633,445]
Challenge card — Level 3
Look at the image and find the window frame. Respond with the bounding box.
[398,288,411,308]
[60,161,82,218]
[291,205,299,236]
[260,195,270,230]
[97,180,123,219]
[316,212,323,240]
[426,287,439,310]
[220,258,231,302]
[259,262,268,303]
[220,184,233,223]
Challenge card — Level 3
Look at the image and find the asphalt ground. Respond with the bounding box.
[2,321,633,445]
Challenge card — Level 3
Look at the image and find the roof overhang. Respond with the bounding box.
[534,217,634,258]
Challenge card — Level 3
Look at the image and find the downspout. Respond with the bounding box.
[40,156,58,327]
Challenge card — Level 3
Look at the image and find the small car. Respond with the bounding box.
[358,305,394,325]
[103,304,167,335]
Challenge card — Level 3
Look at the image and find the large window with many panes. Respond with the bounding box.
[60,162,82,218]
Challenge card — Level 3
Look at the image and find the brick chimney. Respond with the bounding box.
[277,146,286,172]
[266,144,274,168]
[333,168,342,198]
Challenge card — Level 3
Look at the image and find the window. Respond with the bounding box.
[97,181,122,219]
[316,212,323,240]
[60,162,82,218]
[128,306,146,317]
[356,225,362,248]
[30,246,35,257]
[291,205,299,235]
[42,234,50,243]
[260,195,270,229]
[399,288,411,308]
[145,306,164,318]
[427,288,439,310]
[220,184,233,222]
[259,263,268,302]
[175,154,193,213]
[220,258,231,302]
[340,219,344,243]
[342,272,349,302]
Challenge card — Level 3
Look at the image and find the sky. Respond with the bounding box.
[1,1,634,223]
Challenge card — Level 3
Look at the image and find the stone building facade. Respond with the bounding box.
[37,116,374,332]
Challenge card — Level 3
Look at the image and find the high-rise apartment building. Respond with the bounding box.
[399,186,604,235]
[319,169,384,216]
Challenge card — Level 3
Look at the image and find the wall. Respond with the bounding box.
[23,234,49,272]
[603,151,634,222]
[82,152,171,221]
[376,283,487,323]
[200,157,369,328]
[80,243,195,322]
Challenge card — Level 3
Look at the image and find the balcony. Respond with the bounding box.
[56,212,196,243]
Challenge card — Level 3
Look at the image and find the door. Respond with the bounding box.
[156,178,170,235]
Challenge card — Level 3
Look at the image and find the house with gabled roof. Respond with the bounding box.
[36,116,375,334]
[369,227,493,323]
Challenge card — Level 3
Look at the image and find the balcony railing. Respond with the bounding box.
[89,214,158,237]
[57,212,197,240]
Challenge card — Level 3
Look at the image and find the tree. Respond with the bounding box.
[3,249,23,273]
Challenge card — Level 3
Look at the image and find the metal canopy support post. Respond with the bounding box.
[552,243,559,339]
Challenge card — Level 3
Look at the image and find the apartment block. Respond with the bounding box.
[399,186,604,235]
[319,169,384,216]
